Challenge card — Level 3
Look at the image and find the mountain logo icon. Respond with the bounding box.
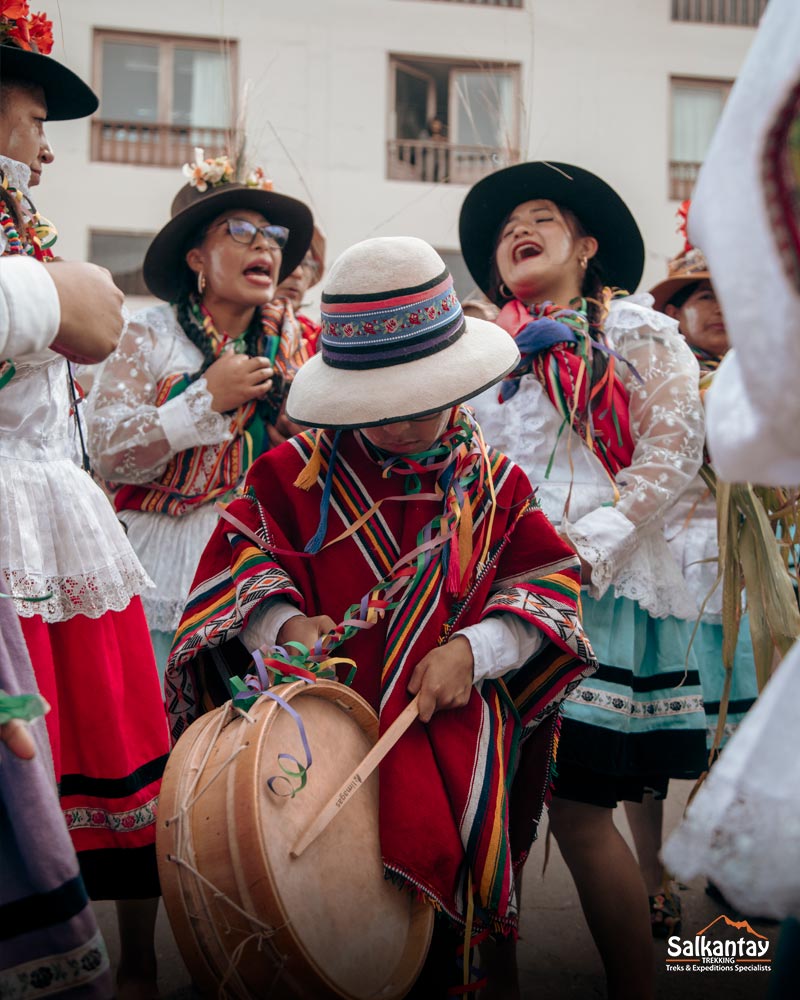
[695,915,769,940]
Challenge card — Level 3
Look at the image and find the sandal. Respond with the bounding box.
[649,890,682,938]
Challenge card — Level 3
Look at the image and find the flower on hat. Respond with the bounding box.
[181,147,235,193]
[244,166,273,191]
[0,2,54,55]
[181,147,274,194]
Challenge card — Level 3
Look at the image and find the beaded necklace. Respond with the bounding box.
[0,170,57,261]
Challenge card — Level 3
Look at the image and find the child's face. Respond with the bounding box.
[361,411,448,455]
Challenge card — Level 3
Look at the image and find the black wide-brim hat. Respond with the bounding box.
[143,183,314,302]
[0,44,98,120]
[459,161,645,303]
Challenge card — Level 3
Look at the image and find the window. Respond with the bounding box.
[89,231,156,296]
[91,30,237,167]
[669,77,732,200]
[671,0,767,25]
[388,55,520,184]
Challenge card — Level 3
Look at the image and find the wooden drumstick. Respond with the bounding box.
[290,694,420,859]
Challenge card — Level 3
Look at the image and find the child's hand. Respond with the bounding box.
[1,719,36,760]
[407,636,475,723]
[276,613,338,652]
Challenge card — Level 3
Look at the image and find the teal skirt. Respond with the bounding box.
[558,590,709,780]
[691,616,758,750]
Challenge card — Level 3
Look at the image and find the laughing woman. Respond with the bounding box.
[460,162,706,1000]
[87,155,313,676]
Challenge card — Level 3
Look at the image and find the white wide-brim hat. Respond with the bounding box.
[286,237,520,429]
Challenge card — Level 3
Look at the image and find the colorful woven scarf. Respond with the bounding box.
[496,298,636,478]
[296,408,494,597]
[0,168,57,388]
[114,296,309,516]
[690,343,723,374]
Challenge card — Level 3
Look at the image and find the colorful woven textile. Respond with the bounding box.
[114,297,309,516]
[691,344,723,373]
[495,299,635,477]
[166,407,596,932]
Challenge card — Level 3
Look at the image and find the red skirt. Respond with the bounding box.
[20,598,169,898]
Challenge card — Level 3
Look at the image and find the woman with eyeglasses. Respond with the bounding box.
[87,155,314,676]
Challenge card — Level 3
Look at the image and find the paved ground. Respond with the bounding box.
[95,779,779,999]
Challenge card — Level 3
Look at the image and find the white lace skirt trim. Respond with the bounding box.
[119,504,220,633]
[662,643,800,921]
[0,459,152,621]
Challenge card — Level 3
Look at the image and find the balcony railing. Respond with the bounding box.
[387,139,520,185]
[91,120,234,167]
[408,1,523,6]
[671,0,767,25]
[669,161,703,201]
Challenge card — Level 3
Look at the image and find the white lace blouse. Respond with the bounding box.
[471,296,705,619]
[86,304,231,633]
[0,158,151,621]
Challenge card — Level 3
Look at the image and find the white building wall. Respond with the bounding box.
[40,0,759,307]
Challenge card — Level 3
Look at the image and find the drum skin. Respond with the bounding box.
[157,680,433,999]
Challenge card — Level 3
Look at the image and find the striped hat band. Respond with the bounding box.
[320,268,465,370]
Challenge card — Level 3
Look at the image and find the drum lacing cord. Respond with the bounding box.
[164,703,289,994]
[164,704,254,825]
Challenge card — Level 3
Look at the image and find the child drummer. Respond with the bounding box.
[166,237,596,992]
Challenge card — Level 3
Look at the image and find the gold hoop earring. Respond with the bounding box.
[499,281,514,300]
[197,271,207,296]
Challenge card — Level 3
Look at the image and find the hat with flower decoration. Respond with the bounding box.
[142,150,314,301]
[286,236,520,429]
[0,2,97,120]
[649,200,713,312]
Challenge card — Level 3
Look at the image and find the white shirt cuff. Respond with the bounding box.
[240,599,304,653]
[456,614,546,683]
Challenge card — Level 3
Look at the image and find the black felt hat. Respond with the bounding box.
[143,180,314,302]
[0,43,98,121]
[459,161,645,303]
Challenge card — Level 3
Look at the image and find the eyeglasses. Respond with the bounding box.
[300,252,321,279]
[214,218,290,250]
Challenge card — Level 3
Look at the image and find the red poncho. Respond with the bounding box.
[167,409,595,932]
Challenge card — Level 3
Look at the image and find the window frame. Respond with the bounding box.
[387,52,522,185]
[668,75,733,200]
[91,28,238,166]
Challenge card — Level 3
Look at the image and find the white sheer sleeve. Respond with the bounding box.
[86,308,230,484]
[566,300,705,595]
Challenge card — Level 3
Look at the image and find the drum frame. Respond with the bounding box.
[157,680,433,999]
